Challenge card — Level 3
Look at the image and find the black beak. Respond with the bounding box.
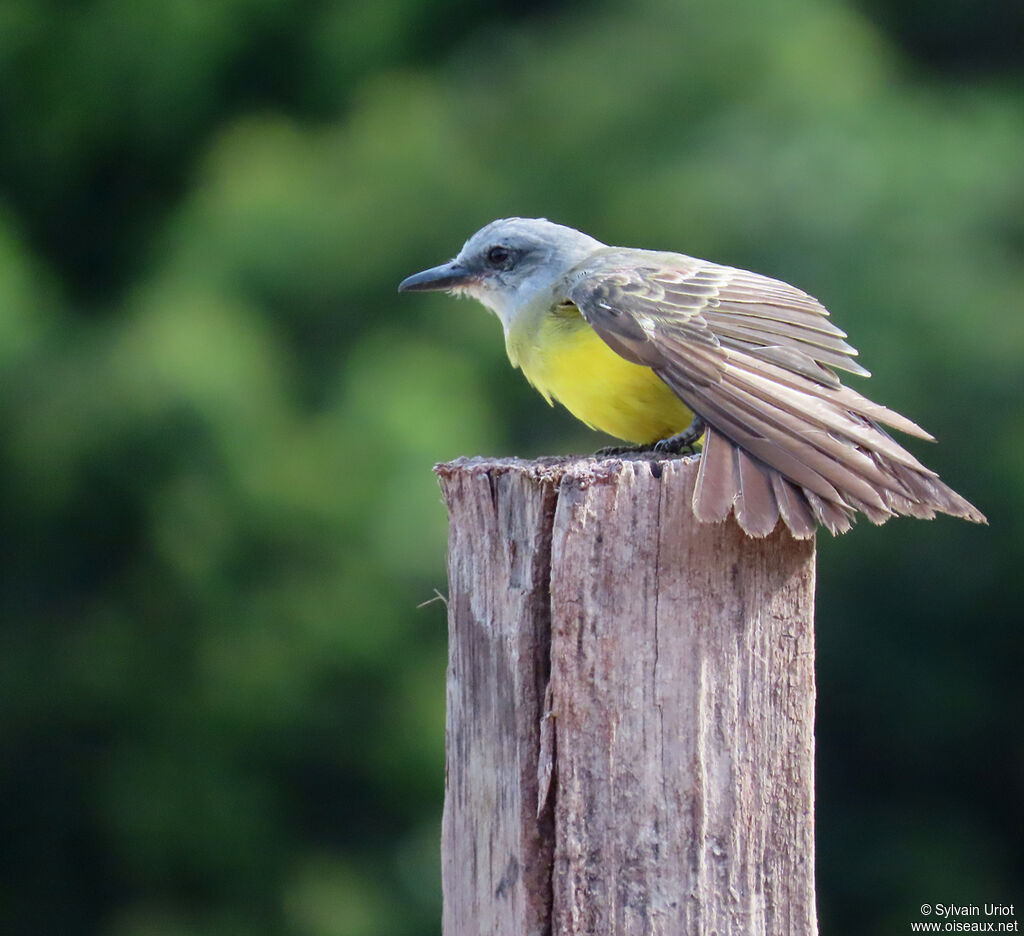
[397,261,473,293]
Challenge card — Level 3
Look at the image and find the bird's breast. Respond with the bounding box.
[508,305,694,444]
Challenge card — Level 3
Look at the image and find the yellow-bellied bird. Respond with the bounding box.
[399,218,985,538]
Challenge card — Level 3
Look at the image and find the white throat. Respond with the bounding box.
[459,270,562,333]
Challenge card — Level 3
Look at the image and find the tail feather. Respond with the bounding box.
[771,472,818,539]
[693,427,740,524]
[735,449,780,537]
[679,356,987,538]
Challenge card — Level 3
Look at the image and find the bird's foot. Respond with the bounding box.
[653,416,707,456]
[595,416,707,458]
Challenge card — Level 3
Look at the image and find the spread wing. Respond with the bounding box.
[564,249,985,537]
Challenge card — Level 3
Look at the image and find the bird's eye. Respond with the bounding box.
[487,246,512,267]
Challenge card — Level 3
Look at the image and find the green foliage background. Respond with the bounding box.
[0,0,1021,933]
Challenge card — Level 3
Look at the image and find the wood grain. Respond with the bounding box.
[436,454,817,936]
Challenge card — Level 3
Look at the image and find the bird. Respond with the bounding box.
[398,217,985,538]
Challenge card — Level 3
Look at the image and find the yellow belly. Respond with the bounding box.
[511,312,694,444]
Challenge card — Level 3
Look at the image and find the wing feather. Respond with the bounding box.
[565,250,986,536]
[701,314,866,363]
[708,299,850,335]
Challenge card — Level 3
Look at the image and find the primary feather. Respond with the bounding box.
[565,249,984,536]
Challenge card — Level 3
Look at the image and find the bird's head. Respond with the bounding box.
[398,218,605,326]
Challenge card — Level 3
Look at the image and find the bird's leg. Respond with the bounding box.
[653,415,707,456]
[595,415,707,457]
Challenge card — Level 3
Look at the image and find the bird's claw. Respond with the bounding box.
[652,416,707,456]
[653,437,700,456]
[595,416,707,458]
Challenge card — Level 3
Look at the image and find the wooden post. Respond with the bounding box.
[435,455,817,936]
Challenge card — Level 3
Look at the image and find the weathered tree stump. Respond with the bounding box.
[435,455,817,936]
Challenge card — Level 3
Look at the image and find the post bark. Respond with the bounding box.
[434,454,817,936]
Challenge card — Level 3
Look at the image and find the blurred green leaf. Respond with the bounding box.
[0,1,1021,935]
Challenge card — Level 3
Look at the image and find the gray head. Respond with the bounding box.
[398,218,605,326]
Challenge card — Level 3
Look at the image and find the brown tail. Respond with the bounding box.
[693,425,985,537]
[676,355,987,538]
